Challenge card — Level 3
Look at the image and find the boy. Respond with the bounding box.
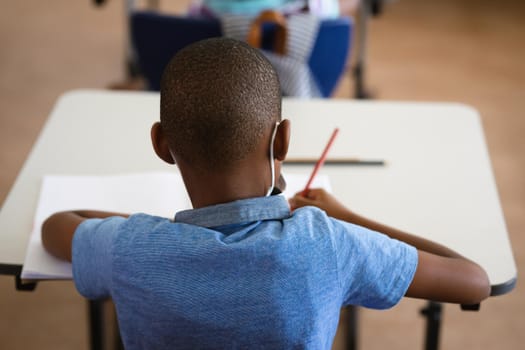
[42,38,490,349]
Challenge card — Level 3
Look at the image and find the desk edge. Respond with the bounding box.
[490,277,517,296]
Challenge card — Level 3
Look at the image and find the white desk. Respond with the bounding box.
[0,89,516,294]
[0,90,517,350]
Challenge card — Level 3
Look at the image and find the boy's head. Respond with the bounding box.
[158,37,282,173]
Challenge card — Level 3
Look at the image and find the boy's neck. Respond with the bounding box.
[179,160,273,209]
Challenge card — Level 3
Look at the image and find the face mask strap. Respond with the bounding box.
[265,121,280,196]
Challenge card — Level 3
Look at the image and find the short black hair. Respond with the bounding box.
[160,38,282,172]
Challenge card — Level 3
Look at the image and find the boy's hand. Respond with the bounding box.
[289,188,352,221]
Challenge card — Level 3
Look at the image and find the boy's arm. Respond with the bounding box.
[41,210,129,262]
[289,189,491,304]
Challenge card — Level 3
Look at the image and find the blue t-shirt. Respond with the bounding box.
[73,195,417,349]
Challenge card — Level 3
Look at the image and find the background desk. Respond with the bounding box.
[0,90,517,348]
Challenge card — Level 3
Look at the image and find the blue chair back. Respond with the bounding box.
[131,12,352,97]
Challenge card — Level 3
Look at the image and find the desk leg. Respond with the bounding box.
[15,274,37,291]
[88,299,106,350]
[420,301,443,350]
[346,305,359,350]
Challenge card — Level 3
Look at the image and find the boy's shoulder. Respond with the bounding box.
[290,205,339,227]
[118,213,174,235]
[127,212,172,224]
[287,205,352,238]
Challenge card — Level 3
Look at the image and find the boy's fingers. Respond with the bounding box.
[305,188,323,200]
[289,194,315,208]
[289,196,306,206]
[289,189,325,208]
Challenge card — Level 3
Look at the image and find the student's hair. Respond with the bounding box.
[160,37,282,172]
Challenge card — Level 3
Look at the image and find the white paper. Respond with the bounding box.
[21,172,330,280]
[280,172,332,198]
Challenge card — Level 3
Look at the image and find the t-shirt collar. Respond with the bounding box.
[174,195,291,228]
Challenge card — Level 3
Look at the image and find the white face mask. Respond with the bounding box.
[265,121,280,196]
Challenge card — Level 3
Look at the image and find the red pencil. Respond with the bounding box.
[301,128,339,197]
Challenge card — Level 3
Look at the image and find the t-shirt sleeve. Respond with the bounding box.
[331,219,418,309]
[72,216,126,299]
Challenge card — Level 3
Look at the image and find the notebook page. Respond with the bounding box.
[280,172,332,198]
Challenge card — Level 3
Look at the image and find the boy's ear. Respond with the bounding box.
[151,122,175,164]
[274,119,290,161]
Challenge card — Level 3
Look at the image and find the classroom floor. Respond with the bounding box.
[1,0,524,349]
